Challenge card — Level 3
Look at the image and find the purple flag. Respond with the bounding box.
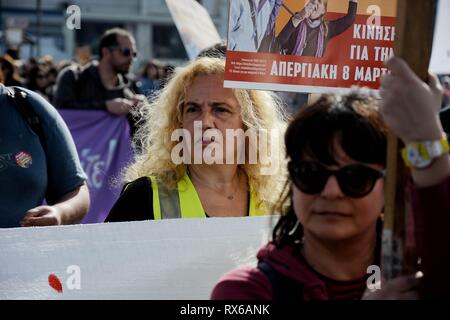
[58,110,133,223]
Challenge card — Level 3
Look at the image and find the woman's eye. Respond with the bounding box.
[185,105,199,113]
[215,106,230,113]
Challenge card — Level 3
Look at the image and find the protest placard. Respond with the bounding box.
[225,0,397,93]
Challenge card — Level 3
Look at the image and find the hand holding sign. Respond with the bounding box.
[380,57,444,144]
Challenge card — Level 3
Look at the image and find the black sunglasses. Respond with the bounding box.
[288,161,385,198]
[110,46,137,58]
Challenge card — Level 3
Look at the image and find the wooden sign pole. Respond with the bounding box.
[382,0,437,280]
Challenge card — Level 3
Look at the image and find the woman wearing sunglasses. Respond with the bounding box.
[211,57,450,300]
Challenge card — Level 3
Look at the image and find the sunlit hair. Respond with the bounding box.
[122,57,288,207]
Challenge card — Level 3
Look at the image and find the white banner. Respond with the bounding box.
[0,216,274,299]
[165,0,222,60]
[430,0,450,74]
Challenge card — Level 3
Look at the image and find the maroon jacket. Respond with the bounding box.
[412,176,450,298]
[211,242,332,300]
[211,176,450,300]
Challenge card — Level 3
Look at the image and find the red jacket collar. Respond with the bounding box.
[257,242,329,300]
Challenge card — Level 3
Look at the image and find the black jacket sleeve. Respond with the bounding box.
[327,1,357,39]
[105,177,154,222]
[440,107,450,134]
[53,66,107,110]
[276,19,296,51]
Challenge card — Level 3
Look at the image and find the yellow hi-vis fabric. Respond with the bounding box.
[149,174,268,219]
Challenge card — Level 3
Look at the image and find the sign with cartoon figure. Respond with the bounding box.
[225,0,397,93]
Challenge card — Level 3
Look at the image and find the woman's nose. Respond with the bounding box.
[199,109,215,129]
[320,175,345,199]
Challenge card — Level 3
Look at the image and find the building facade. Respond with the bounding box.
[0,0,229,68]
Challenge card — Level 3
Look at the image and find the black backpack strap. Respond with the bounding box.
[257,260,303,301]
[7,87,47,152]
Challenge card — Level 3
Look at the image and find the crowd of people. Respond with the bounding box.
[0,39,175,107]
[2,22,450,300]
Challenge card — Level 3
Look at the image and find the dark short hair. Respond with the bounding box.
[273,92,391,248]
[99,28,134,60]
[197,41,227,59]
[286,93,388,167]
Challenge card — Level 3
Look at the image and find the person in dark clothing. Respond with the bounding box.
[441,76,450,108]
[212,57,450,300]
[137,59,161,97]
[0,84,90,228]
[441,110,450,134]
[273,0,357,57]
[441,108,450,134]
[0,54,23,87]
[53,28,146,134]
[439,77,450,133]
[27,63,50,100]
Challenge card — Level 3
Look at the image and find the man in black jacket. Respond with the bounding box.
[53,28,146,120]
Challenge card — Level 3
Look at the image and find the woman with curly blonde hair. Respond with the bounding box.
[106,57,288,221]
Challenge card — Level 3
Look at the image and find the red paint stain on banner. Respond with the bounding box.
[48,274,63,293]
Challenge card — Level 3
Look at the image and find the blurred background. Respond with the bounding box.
[0,0,230,68]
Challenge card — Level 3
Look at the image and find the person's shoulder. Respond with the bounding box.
[440,107,450,133]
[9,86,55,116]
[57,62,81,79]
[0,85,18,113]
[211,265,273,300]
[105,176,153,223]
[0,84,9,96]
[58,61,97,80]
[119,176,153,205]
[81,61,98,74]
[122,176,152,195]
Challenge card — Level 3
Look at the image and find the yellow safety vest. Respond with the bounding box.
[148,174,268,219]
